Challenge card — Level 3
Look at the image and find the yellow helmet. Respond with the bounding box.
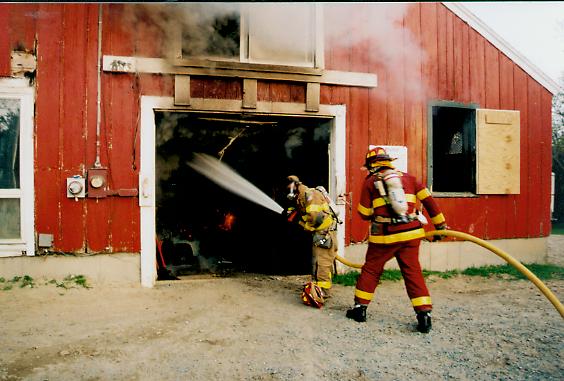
[365,146,396,170]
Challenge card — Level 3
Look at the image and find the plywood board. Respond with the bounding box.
[476,109,520,194]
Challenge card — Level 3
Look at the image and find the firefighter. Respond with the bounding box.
[285,175,339,302]
[346,146,447,333]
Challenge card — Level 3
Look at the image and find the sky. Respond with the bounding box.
[462,2,564,86]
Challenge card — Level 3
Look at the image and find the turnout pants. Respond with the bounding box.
[354,239,432,312]
[312,230,338,290]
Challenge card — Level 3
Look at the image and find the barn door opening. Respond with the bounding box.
[154,111,333,279]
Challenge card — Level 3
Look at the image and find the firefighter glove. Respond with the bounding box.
[432,223,447,241]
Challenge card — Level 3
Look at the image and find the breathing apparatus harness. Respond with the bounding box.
[365,146,414,226]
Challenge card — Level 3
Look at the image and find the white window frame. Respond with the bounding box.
[0,78,35,257]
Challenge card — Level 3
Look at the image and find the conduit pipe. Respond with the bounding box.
[94,4,103,168]
[335,229,564,319]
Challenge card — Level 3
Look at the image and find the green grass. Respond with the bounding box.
[0,275,36,289]
[552,222,564,235]
[333,263,564,286]
[1,274,91,291]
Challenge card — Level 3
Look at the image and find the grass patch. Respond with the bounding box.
[49,274,91,289]
[0,275,36,290]
[333,263,564,286]
[552,222,564,235]
[1,274,91,291]
[462,263,564,280]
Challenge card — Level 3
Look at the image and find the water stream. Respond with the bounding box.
[186,153,284,214]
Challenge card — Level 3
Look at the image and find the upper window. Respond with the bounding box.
[430,103,520,195]
[0,79,34,257]
[180,3,322,68]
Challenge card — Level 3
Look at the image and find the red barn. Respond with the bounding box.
[0,3,558,286]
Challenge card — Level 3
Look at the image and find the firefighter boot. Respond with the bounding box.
[346,304,367,322]
[416,311,432,333]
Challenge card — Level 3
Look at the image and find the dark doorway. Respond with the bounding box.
[155,111,332,279]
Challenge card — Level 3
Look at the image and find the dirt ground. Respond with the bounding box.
[1,237,563,381]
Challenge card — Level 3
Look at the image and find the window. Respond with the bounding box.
[181,3,322,69]
[429,103,520,195]
[0,79,34,257]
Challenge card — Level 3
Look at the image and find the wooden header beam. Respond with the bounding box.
[103,56,377,88]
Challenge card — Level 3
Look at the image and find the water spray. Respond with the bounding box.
[186,153,284,214]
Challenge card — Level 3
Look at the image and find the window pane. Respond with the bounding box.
[432,106,475,192]
[0,198,21,239]
[181,4,240,60]
[247,4,315,67]
[0,98,20,189]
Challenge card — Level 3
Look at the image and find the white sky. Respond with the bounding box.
[462,2,564,86]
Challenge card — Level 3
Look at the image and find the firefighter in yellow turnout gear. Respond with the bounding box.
[285,175,339,305]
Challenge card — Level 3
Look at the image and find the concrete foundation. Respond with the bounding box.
[0,253,141,286]
[337,237,548,273]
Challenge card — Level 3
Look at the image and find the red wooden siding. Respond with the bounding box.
[0,3,553,254]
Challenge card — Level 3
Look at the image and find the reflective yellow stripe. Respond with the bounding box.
[306,204,329,213]
[355,289,374,301]
[430,213,445,225]
[316,217,334,231]
[358,203,373,216]
[372,198,387,208]
[411,296,432,307]
[299,221,315,231]
[416,188,432,200]
[368,228,426,244]
[315,281,331,289]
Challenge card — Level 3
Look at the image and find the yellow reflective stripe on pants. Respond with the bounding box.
[355,289,374,301]
[315,281,331,289]
[368,228,425,244]
[411,296,432,307]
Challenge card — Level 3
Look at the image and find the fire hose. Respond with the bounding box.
[335,229,564,319]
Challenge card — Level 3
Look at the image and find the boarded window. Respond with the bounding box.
[476,109,520,194]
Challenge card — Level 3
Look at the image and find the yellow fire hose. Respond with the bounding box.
[335,229,564,319]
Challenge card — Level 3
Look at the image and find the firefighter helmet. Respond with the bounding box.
[301,282,324,308]
[365,146,396,169]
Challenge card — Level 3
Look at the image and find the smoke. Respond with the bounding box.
[128,3,429,98]
[127,3,240,60]
[324,3,429,101]
[284,128,305,159]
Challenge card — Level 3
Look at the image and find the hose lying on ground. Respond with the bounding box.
[335,229,564,319]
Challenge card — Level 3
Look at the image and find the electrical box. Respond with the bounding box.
[67,176,85,199]
[88,168,108,198]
